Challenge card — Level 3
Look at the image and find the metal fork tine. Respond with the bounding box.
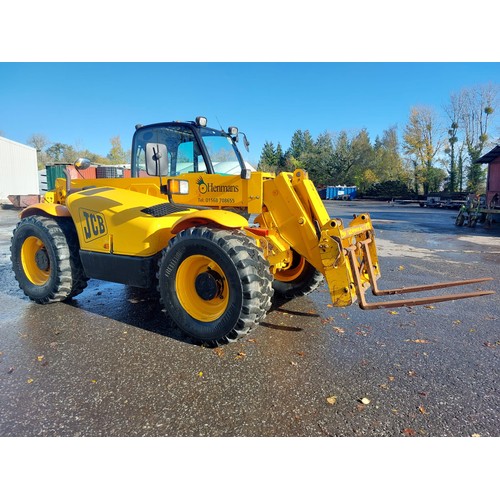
[358,239,493,296]
[358,290,495,310]
[346,245,495,310]
[370,278,493,296]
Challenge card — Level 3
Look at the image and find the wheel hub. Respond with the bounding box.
[35,248,49,271]
[195,270,223,301]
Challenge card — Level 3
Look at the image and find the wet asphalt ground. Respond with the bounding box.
[0,201,498,437]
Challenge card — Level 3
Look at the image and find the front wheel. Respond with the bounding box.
[272,252,323,298]
[157,227,273,345]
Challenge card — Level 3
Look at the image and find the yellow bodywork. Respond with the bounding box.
[66,187,183,256]
[27,167,381,307]
[253,169,380,307]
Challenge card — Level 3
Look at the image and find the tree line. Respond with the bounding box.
[24,134,130,170]
[258,84,499,197]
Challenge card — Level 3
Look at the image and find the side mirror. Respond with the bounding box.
[74,158,91,170]
[145,143,169,177]
[243,135,250,152]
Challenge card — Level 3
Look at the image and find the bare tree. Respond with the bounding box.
[403,106,446,195]
[444,93,464,192]
[27,133,51,169]
[459,84,498,192]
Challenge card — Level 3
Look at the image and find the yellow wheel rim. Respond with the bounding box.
[176,255,229,322]
[275,255,307,282]
[21,236,50,285]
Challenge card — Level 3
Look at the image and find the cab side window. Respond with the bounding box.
[176,141,207,175]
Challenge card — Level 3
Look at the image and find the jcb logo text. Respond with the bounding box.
[80,209,107,242]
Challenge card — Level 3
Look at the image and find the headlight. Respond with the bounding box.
[168,179,189,195]
[196,116,207,127]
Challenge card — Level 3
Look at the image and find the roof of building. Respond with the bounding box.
[475,145,500,164]
[0,135,37,152]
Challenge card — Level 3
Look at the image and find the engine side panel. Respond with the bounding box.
[65,187,194,257]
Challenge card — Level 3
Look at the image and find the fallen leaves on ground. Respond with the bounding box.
[37,355,44,362]
[235,352,246,360]
[405,338,430,344]
[332,326,345,335]
[359,397,370,405]
[483,341,500,349]
[453,320,461,325]
[213,347,225,358]
[398,265,405,271]
[326,396,337,405]
[403,428,416,436]
[388,375,395,382]
[389,311,399,315]
[471,433,481,437]
[355,326,372,336]
[418,405,428,415]
[400,321,417,327]
[27,379,34,384]
[408,370,417,377]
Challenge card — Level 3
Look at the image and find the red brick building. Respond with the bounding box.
[476,145,500,208]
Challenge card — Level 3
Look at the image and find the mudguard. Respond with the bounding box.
[171,209,249,234]
[20,203,71,219]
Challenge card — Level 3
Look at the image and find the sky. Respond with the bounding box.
[1,62,499,165]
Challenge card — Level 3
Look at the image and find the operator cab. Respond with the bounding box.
[131,117,251,179]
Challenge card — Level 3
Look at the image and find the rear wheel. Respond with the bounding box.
[272,251,323,298]
[10,215,88,303]
[157,226,273,345]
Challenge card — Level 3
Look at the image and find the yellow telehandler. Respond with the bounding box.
[10,117,494,345]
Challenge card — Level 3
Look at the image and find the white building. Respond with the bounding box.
[0,136,39,202]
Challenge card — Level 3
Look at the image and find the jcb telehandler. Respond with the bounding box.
[10,117,494,345]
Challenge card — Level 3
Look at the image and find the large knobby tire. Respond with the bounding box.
[10,215,88,303]
[455,212,465,226]
[157,226,273,346]
[272,251,323,298]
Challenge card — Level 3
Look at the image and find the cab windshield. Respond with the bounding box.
[199,127,243,175]
[132,124,243,177]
